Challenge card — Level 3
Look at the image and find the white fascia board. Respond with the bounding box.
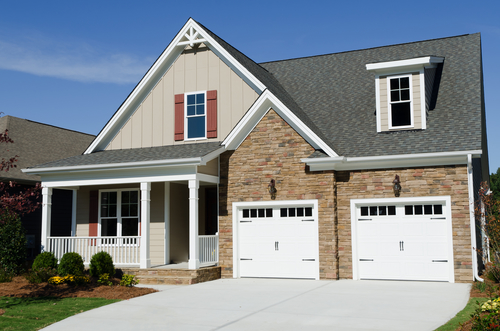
[22,157,204,175]
[222,90,338,157]
[303,150,482,171]
[85,18,266,154]
[199,146,225,165]
[366,56,444,74]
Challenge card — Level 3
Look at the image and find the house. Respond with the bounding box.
[0,116,95,258]
[23,19,489,283]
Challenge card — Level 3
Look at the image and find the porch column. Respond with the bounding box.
[188,178,199,269]
[41,187,52,252]
[140,182,151,268]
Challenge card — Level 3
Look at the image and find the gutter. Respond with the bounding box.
[22,146,226,175]
[467,154,484,282]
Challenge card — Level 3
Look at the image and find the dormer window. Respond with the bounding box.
[389,75,412,128]
[366,56,444,133]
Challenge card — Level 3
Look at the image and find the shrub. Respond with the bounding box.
[0,268,14,283]
[0,210,27,274]
[32,252,58,272]
[25,267,57,284]
[469,299,500,330]
[89,251,115,278]
[484,262,500,283]
[48,274,90,285]
[120,274,138,287]
[97,273,112,286]
[58,252,84,277]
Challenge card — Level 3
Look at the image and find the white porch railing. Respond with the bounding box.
[47,236,141,266]
[199,234,218,267]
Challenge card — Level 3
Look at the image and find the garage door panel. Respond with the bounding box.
[356,200,451,282]
[238,204,318,279]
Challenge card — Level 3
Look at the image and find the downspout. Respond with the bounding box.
[468,154,484,282]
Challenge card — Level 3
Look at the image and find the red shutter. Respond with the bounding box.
[174,94,184,141]
[207,90,217,138]
[89,190,98,245]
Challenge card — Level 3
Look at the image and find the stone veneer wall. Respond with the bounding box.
[336,166,473,283]
[219,109,338,279]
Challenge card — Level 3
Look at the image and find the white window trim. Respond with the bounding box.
[184,91,207,141]
[98,188,140,238]
[387,74,414,130]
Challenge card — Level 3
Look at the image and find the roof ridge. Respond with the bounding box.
[259,33,475,65]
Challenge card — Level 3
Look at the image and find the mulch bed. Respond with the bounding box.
[0,276,156,300]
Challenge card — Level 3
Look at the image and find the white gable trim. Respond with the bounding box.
[302,150,482,171]
[366,56,444,74]
[222,90,338,157]
[85,18,266,154]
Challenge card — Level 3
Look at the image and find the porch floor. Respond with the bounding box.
[119,264,221,285]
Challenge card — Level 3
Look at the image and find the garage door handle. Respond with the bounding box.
[275,241,279,251]
[359,259,374,261]
[432,260,448,262]
[302,259,315,261]
[399,241,404,251]
[240,258,253,261]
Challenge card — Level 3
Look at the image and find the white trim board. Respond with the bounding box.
[302,150,482,171]
[222,90,338,157]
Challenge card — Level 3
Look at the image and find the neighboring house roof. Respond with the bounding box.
[29,142,222,169]
[260,33,483,157]
[0,116,95,182]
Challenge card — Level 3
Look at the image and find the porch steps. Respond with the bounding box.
[119,265,221,285]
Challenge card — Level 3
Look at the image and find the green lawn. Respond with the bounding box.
[435,297,489,331]
[0,296,120,331]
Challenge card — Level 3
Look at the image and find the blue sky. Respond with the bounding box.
[1,0,498,173]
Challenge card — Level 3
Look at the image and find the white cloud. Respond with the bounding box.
[0,34,151,84]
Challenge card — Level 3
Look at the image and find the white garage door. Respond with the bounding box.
[236,202,319,279]
[355,198,453,282]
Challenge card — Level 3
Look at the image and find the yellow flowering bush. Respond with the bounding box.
[481,298,500,313]
[48,274,90,285]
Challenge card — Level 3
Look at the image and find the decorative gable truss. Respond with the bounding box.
[84,19,266,154]
[366,56,444,132]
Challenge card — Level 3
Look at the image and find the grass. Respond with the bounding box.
[435,297,489,331]
[0,296,120,331]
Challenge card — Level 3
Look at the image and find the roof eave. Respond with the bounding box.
[302,150,482,171]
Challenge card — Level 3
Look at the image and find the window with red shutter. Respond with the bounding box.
[174,94,184,141]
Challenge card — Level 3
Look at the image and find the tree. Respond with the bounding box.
[491,167,500,202]
[0,127,40,274]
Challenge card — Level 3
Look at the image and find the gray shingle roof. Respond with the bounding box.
[0,116,95,182]
[29,142,222,169]
[260,33,483,157]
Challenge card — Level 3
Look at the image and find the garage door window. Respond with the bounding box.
[242,208,273,218]
[280,207,312,218]
[404,204,443,215]
[360,205,396,216]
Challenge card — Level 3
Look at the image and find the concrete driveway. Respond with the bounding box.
[43,278,470,331]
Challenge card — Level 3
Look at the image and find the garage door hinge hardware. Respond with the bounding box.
[302,259,315,261]
[431,217,446,220]
[432,260,448,262]
[240,258,253,261]
[399,241,404,251]
[358,218,372,221]
[302,219,314,222]
[240,220,252,223]
[275,241,279,251]
[359,259,374,261]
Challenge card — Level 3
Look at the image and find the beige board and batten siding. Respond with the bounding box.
[107,45,259,150]
[379,72,422,131]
